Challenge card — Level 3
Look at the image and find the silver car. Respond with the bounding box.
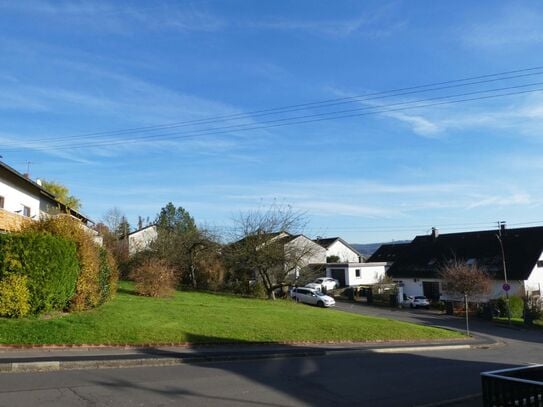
[291,287,336,308]
[403,295,430,309]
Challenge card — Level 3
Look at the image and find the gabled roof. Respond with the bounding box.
[314,237,362,256]
[386,226,543,280]
[0,160,93,224]
[128,224,157,236]
[367,242,412,263]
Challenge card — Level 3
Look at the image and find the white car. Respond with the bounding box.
[291,287,335,307]
[403,295,430,309]
[311,277,340,292]
[305,282,323,291]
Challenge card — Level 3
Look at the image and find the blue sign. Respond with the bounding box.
[502,283,511,292]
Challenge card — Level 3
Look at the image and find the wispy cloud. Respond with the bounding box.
[0,1,225,34]
[245,15,406,38]
[461,6,543,49]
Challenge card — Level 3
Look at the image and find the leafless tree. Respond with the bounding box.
[224,204,322,300]
[439,259,491,335]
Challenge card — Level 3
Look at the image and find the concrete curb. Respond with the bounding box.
[0,339,498,373]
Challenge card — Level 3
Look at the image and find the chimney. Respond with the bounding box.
[23,173,30,179]
[500,221,506,235]
[431,227,439,239]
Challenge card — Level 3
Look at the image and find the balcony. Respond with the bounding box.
[0,208,31,232]
[482,365,543,406]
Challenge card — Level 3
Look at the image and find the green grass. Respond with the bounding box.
[494,317,543,329]
[0,282,462,345]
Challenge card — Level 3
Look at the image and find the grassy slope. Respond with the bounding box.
[0,282,462,345]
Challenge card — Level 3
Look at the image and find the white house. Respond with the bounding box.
[314,237,362,263]
[0,160,98,241]
[283,234,327,273]
[127,225,158,256]
[325,262,387,287]
[368,226,543,301]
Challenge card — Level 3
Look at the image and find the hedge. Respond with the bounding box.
[98,247,118,304]
[0,232,79,314]
[23,215,118,311]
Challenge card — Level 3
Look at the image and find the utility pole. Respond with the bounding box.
[496,221,511,326]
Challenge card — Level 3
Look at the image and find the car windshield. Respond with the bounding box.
[315,279,323,283]
[315,292,328,297]
[415,296,427,300]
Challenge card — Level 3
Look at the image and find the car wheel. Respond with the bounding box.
[410,303,414,309]
[317,301,325,308]
[425,306,430,310]
[295,297,300,303]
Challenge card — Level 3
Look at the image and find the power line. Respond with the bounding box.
[208,219,543,235]
[6,82,543,152]
[12,66,543,145]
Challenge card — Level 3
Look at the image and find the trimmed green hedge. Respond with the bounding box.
[0,232,79,314]
[98,247,117,304]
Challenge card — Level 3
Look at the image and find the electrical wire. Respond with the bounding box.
[11,66,543,145]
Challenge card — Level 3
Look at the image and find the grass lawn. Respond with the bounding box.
[0,282,463,345]
[494,317,543,329]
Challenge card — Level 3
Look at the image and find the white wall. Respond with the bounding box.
[326,240,360,263]
[128,226,158,255]
[326,262,386,286]
[286,236,327,266]
[0,179,40,218]
[396,277,526,301]
[526,251,543,294]
[395,278,429,298]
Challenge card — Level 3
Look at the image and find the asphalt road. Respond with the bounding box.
[1,304,541,406]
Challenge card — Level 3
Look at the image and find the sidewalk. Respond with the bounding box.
[0,332,497,373]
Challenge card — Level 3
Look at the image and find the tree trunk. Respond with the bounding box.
[259,271,275,300]
[464,293,470,337]
[190,264,197,289]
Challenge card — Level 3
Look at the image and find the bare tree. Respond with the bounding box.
[224,204,323,300]
[99,208,130,265]
[439,260,491,335]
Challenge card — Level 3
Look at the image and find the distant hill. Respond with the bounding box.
[352,241,410,258]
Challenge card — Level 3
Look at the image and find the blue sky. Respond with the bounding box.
[2,1,543,243]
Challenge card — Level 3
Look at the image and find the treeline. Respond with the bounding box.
[115,203,318,300]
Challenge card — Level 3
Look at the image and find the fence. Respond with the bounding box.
[481,365,543,406]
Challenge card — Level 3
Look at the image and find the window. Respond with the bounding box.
[355,269,361,277]
[0,196,4,209]
[22,206,30,217]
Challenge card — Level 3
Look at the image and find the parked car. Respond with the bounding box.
[403,295,430,309]
[309,277,340,292]
[291,287,336,307]
[304,282,322,291]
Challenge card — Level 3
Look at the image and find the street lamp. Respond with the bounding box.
[496,224,511,325]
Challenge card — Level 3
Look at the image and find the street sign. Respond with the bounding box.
[502,283,511,292]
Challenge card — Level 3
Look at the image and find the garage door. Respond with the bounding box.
[330,269,346,287]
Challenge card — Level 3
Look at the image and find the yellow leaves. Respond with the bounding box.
[0,274,30,318]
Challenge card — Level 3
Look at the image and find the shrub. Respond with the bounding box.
[0,274,30,318]
[496,295,524,318]
[0,232,79,314]
[23,215,113,311]
[129,258,177,297]
[509,296,524,318]
[98,247,118,304]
